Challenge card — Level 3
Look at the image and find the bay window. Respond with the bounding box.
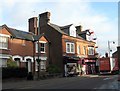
[0,35,8,49]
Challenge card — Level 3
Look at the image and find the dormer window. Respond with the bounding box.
[69,25,76,37]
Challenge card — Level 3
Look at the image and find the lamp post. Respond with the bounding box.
[108,41,115,57]
[36,41,41,79]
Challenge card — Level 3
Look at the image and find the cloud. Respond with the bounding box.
[0,1,118,56]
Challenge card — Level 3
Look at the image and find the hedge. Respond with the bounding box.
[2,67,28,79]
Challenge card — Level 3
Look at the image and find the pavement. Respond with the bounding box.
[94,75,120,90]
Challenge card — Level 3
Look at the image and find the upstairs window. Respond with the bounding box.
[77,45,81,54]
[35,42,38,53]
[66,42,75,53]
[35,41,46,53]
[88,47,94,55]
[40,43,45,53]
[83,46,86,55]
[0,36,8,49]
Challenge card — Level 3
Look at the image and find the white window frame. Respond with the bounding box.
[66,42,75,54]
[77,45,81,54]
[40,43,46,53]
[88,47,94,55]
[83,46,86,55]
[0,34,9,50]
[40,61,46,70]
[35,41,46,53]
[35,42,38,53]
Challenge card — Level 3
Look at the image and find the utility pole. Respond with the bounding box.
[108,41,115,57]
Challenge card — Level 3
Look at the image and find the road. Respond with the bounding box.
[2,75,119,89]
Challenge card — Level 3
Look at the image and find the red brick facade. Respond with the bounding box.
[0,25,48,74]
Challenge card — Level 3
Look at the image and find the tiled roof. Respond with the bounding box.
[9,28,34,41]
[60,24,72,30]
[1,24,44,41]
[49,23,67,35]
[48,23,86,40]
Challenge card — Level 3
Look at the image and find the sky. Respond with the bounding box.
[0,0,119,57]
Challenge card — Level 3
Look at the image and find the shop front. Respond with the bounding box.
[63,56,80,77]
[78,58,98,75]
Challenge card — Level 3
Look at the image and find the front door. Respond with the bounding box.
[26,59,32,72]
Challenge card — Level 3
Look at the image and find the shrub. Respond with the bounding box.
[46,64,61,74]
[7,57,18,68]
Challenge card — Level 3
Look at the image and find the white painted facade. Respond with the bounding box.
[69,25,76,37]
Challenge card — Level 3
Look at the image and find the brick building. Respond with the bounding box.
[0,11,98,76]
[0,24,49,74]
[29,12,98,76]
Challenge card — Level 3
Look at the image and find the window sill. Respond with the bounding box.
[88,54,94,56]
[0,48,11,50]
[36,52,46,54]
[66,52,75,54]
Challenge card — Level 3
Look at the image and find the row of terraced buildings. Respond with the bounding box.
[0,12,99,76]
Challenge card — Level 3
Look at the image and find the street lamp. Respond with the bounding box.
[37,41,41,79]
[108,41,115,57]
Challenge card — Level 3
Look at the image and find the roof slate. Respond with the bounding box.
[60,24,72,30]
[49,23,67,35]
[1,24,43,41]
[8,27,34,41]
[49,23,85,40]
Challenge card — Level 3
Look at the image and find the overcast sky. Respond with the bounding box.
[0,0,119,57]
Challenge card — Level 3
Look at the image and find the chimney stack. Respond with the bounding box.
[28,17,38,35]
[39,12,51,27]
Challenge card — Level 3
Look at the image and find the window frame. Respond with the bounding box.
[40,43,46,53]
[88,46,94,55]
[35,41,46,53]
[83,46,86,55]
[77,45,81,54]
[66,42,75,54]
[0,34,9,50]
